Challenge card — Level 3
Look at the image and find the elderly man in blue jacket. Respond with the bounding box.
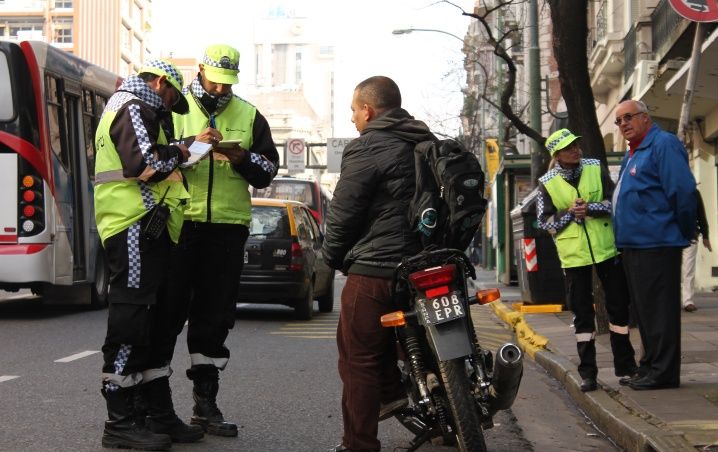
[612,99,696,390]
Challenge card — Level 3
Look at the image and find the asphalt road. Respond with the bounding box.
[0,275,616,451]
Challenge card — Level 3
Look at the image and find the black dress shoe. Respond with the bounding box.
[328,445,351,452]
[619,375,638,386]
[580,378,598,392]
[627,377,679,391]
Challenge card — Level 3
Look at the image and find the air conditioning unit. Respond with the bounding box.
[634,59,658,96]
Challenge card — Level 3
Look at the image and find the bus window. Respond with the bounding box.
[0,51,13,121]
[82,89,97,180]
[46,75,69,169]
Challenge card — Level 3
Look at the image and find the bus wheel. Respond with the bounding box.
[90,251,110,309]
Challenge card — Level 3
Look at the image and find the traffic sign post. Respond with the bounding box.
[326,137,353,173]
[286,138,306,173]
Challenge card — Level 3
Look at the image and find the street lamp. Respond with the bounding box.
[392,28,465,44]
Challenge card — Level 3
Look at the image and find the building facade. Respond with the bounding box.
[0,0,152,76]
[588,0,718,291]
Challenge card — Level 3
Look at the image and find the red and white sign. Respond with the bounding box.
[523,238,538,272]
[669,0,718,22]
[286,138,305,172]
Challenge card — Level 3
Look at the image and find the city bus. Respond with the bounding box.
[0,40,120,307]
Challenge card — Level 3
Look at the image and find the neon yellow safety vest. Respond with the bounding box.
[94,106,189,244]
[173,94,256,225]
[542,161,618,268]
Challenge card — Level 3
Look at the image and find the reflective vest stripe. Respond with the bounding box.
[95,170,132,185]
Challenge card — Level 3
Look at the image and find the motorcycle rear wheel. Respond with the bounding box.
[438,358,488,452]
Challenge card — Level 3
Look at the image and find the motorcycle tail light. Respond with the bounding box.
[380,311,406,327]
[408,264,456,290]
[474,288,501,305]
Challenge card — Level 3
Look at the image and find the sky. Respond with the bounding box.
[150,0,475,138]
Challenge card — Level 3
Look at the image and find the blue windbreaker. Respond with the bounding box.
[613,123,696,248]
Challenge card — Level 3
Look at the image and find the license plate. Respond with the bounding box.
[244,251,248,264]
[418,291,466,325]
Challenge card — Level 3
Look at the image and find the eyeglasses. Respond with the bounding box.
[614,112,645,126]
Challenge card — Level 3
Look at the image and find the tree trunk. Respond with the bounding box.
[547,0,607,166]
[547,0,609,332]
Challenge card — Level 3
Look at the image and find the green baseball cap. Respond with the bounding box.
[139,59,189,114]
[545,128,581,156]
[202,44,240,85]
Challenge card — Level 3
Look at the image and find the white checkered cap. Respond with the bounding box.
[140,59,184,93]
[202,54,239,71]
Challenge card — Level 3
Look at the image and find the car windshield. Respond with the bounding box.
[253,180,317,211]
[249,206,290,238]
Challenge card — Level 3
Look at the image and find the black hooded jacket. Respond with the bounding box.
[321,108,435,277]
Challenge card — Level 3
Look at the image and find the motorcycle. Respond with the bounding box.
[382,248,523,452]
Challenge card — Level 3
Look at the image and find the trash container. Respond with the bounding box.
[509,188,566,305]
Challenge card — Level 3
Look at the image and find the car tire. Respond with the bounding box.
[294,281,314,320]
[317,274,334,313]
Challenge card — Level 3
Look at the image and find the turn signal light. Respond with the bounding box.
[22,175,36,188]
[408,264,456,290]
[380,311,406,327]
[474,288,501,305]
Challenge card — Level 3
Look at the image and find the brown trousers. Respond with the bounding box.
[337,273,404,452]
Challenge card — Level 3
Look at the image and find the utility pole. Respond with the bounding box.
[677,22,705,146]
[528,0,546,186]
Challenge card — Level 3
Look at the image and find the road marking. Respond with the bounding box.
[270,333,335,339]
[54,350,100,363]
[280,326,336,329]
[0,376,20,383]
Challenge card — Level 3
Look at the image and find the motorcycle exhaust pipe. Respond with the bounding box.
[487,343,523,413]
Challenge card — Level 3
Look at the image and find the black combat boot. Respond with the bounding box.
[187,366,238,437]
[101,387,172,451]
[142,377,204,443]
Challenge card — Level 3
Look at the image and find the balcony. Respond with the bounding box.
[651,0,687,60]
[588,0,624,100]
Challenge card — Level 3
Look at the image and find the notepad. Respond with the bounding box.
[180,141,213,168]
[217,139,242,147]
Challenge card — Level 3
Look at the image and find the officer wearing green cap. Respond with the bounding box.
[169,44,279,438]
[536,128,637,393]
[94,59,204,450]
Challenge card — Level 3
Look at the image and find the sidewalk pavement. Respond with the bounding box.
[471,268,718,452]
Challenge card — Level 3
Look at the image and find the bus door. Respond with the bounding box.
[62,80,87,282]
[46,74,86,282]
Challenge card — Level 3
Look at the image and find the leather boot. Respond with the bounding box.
[101,387,172,451]
[142,377,204,443]
[187,367,238,437]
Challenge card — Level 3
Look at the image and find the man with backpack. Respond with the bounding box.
[322,76,435,452]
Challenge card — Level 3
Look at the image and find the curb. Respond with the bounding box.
[488,300,548,358]
[489,300,695,452]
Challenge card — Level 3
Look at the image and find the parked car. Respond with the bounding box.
[252,176,332,232]
[238,198,335,320]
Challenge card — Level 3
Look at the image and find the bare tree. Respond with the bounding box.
[443,0,606,165]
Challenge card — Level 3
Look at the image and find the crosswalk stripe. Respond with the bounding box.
[54,350,100,363]
[0,376,20,383]
[269,332,334,338]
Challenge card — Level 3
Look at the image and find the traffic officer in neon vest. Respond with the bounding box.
[94,59,205,450]
[536,128,637,392]
[170,44,279,437]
